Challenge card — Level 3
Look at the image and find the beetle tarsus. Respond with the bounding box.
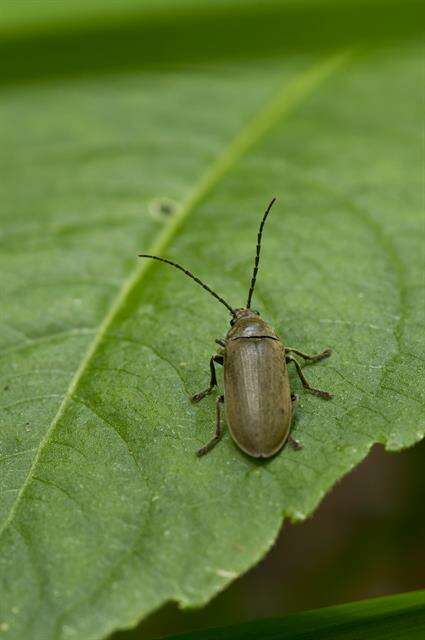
[288,435,302,450]
[307,387,332,400]
[306,387,332,400]
[197,395,224,456]
[190,389,211,403]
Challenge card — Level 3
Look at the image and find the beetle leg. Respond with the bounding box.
[197,395,225,457]
[288,435,302,450]
[215,338,226,348]
[287,395,302,450]
[190,354,223,403]
[285,347,331,362]
[291,393,299,410]
[286,355,332,399]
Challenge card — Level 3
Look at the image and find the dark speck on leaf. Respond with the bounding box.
[149,197,181,221]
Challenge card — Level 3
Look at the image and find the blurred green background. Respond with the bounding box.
[1,1,423,639]
[0,0,423,85]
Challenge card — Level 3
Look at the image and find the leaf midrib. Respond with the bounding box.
[0,51,348,541]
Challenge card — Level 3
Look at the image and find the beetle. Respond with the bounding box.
[139,198,332,458]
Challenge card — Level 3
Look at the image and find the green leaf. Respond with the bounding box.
[156,590,425,639]
[0,2,423,639]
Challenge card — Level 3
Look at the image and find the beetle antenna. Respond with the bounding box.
[246,198,276,308]
[138,254,236,315]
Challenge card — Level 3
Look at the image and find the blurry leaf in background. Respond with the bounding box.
[0,0,423,84]
[0,1,423,640]
[155,590,425,639]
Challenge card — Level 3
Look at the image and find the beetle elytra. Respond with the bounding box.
[139,198,332,458]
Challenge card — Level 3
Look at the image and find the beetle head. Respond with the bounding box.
[230,308,260,325]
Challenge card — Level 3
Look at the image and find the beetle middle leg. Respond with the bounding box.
[190,354,223,403]
[286,355,332,399]
[197,394,224,457]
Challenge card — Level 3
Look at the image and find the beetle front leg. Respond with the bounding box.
[190,354,223,403]
[286,355,332,399]
[197,395,224,457]
[285,346,331,362]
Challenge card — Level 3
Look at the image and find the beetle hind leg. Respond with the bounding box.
[291,393,299,410]
[288,435,302,450]
[286,355,332,399]
[190,354,223,403]
[287,394,302,450]
[197,395,224,457]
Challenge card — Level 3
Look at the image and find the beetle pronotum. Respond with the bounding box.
[139,198,332,458]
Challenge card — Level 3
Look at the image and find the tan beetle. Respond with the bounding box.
[139,199,332,458]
